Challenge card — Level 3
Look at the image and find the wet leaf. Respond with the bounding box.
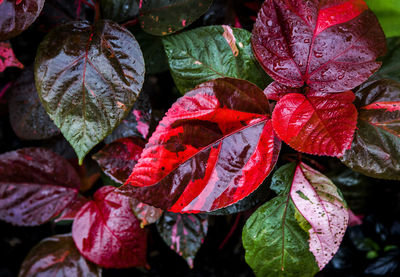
[8,67,60,140]
[35,20,145,164]
[373,37,400,82]
[272,90,358,156]
[101,0,139,22]
[243,162,349,277]
[19,234,101,277]
[0,41,23,72]
[163,25,270,94]
[93,137,146,184]
[139,0,212,36]
[120,78,281,213]
[0,148,80,226]
[0,0,45,41]
[157,212,208,268]
[263,81,301,101]
[72,186,148,268]
[341,79,400,180]
[55,195,89,222]
[252,0,386,92]
[366,0,400,37]
[131,198,163,227]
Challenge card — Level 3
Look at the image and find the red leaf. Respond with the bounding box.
[272,90,357,156]
[121,78,281,213]
[0,41,23,72]
[252,0,386,92]
[0,148,80,226]
[55,195,89,222]
[72,186,147,268]
[264,81,301,101]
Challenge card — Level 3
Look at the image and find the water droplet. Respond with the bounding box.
[267,20,273,27]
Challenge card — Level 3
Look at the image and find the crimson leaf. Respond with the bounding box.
[0,41,23,72]
[19,234,101,277]
[0,0,45,41]
[35,20,145,164]
[252,0,386,92]
[0,148,80,226]
[272,90,358,156]
[157,212,208,268]
[55,195,89,222]
[72,186,148,268]
[341,79,400,180]
[120,78,281,213]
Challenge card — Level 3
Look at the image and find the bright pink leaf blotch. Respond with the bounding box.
[252,0,386,92]
[72,186,147,268]
[0,41,23,72]
[272,90,357,156]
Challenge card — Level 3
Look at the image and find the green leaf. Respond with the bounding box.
[35,20,145,164]
[366,0,400,37]
[163,25,271,94]
[341,79,400,180]
[139,0,212,36]
[101,0,139,22]
[243,162,349,277]
[373,37,400,82]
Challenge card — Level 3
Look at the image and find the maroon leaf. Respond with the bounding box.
[72,186,148,268]
[252,0,386,92]
[19,234,101,277]
[93,137,146,184]
[0,0,45,41]
[272,90,358,156]
[121,78,281,213]
[55,195,89,222]
[263,81,301,101]
[0,148,80,226]
[0,41,23,72]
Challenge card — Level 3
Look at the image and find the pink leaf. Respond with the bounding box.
[0,41,23,72]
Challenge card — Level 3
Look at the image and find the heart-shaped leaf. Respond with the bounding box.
[35,20,145,164]
[163,25,271,94]
[272,90,358,156]
[341,79,400,180]
[8,67,60,140]
[157,212,208,268]
[120,78,281,213]
[139,0,212,36]
[366,0,400,37]
[0,0,45,41]
[72,186,148,268]
[252,0,386,92]
[0,148,80,226]
[243,162,349,276]
[19,234,101,277]
[0,41,23,72]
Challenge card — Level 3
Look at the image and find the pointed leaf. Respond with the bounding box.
[163,25,271,94]
[243,162,349,276]
[0,41,23,72]
[157,212,208,268]
[8,67,60,140]
[0,148,80,226]
[366,0,400,37]
[93,137,146,184]
[272,90,358,156]
[139,0,212,36]
[121,78,281,213]
[373,37,400,82]
[341,79,400,180]
[252,0,386,92]
[19,234,101,277]
[72,186,148,268]
[35,20,145,164]
[0,0,45,41]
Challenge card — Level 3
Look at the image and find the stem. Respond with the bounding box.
[94,0,101,22]
[219,214,241,250]
[121,18,139,28]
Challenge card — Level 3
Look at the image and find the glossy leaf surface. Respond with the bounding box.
[8,67,60,140]
[373,37,400,82]
[157,212,208,268]
[341,79,400,180]
[0,0,45,41]
[0,41,23,72]
[243,162,349,276]
[93,137,146,184]
[19,234,101,277]
[272,90,357,156]
[139,0,212,36]
[101,0,139,22]
[72,186,148,268]
[35,20,145,164]
[121,78,281,213]
[263,81,301,101]
[252,0,386,92]
[366,0,400,37]
[163,25,270,94]
[0,148,80,226]
[55,195,89,222]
